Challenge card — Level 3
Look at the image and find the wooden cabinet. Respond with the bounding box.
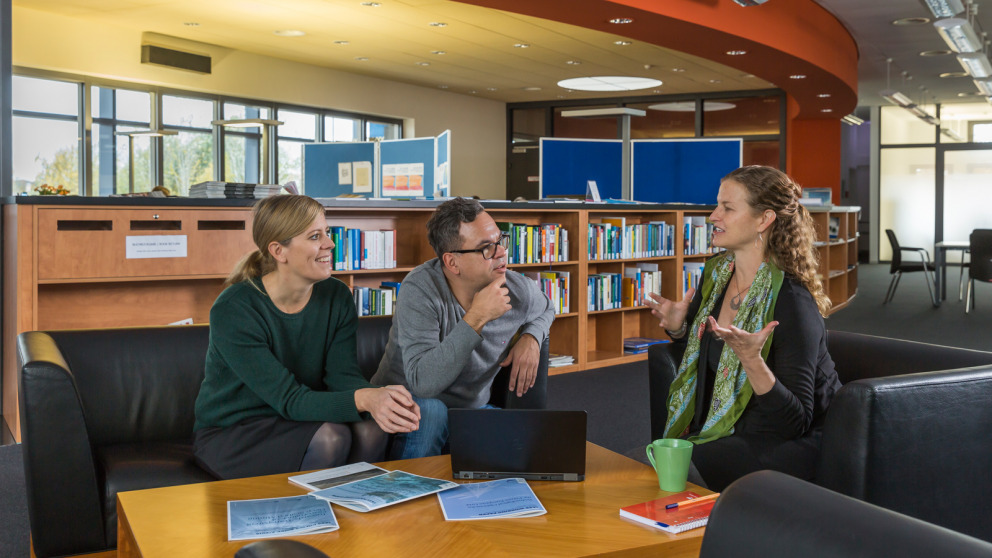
[2,200,859,440]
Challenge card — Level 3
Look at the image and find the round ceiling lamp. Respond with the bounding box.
[556,76,662,92]
[648,101,736,112]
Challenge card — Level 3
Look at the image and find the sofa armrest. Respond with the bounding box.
[647,342,683,441]
[489,336,549,409]
[701,471,992,558]
[826,330,992,383]
[816,365,992,542]
[17,332,109,556]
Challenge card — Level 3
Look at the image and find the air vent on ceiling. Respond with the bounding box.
[141,45,211,74]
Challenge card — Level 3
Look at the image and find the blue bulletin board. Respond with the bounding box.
[539,138,623,199]
[302,142,376,198]
[631,139,742,204]
[436,129,450,197]
[380,137,436,198]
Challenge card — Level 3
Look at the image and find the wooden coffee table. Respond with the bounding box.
[117,442,710,558]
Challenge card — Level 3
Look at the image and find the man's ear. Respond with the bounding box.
[441,252,460,275]
[268,241,288,264]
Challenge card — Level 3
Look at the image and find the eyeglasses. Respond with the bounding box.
[449,233,510,260]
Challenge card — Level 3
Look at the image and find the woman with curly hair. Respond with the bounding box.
[646,166,841,491]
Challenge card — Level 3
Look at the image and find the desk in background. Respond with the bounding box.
[935,241,970,306]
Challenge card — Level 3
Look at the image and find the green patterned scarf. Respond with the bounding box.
[663,253,784,444]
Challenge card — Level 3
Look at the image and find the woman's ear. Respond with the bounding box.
[268,241,288,264]
[758,209,777,233]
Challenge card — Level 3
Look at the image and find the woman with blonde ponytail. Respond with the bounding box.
[193,195,420,479]
[646,166,841,491]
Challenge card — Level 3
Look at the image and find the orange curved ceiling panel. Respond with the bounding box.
[457,0,858,118]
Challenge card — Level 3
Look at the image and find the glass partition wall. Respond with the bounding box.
[878,102,992,264]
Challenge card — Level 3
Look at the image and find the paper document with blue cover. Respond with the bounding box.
[227,494,338,541]
[437,478,547,520]
[310,470,458,512]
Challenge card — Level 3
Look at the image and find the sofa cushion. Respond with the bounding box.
[96,441,216,543]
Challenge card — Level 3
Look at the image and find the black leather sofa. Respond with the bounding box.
[700,470,992,558]
[648,330,992,542]
[18,315,549,557]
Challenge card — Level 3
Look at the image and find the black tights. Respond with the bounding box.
[299,420,388,471]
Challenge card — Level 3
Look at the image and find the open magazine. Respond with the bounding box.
[289,462,388,491]
[309,470,458,512]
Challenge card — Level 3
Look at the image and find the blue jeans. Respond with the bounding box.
[388,397,498,460]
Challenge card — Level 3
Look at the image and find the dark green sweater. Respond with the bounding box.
[194,277,371,430]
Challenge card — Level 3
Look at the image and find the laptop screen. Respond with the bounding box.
[448,409,587,481]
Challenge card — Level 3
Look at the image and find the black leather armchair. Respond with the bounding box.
[18,315,548,557]
[700,470,992,558]
[648,331,992,542]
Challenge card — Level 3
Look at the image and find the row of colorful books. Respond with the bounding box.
[684,262,704,295]
[352,282,401,317]
[684,216,720,256]
[495,222,569,264]
[330,227,396,271]
[589,263,663,311]
[588,218,676,260]
[522,270,570,315]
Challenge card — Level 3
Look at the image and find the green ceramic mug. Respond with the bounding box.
[646,438,694,492]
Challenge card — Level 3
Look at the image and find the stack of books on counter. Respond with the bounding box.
[189,182,284,199]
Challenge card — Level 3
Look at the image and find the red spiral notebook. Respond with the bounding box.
[619,491,716,534]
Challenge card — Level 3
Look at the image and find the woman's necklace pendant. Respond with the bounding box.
[729,293,742,311]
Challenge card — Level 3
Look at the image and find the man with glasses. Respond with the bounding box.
[372,197,554,459]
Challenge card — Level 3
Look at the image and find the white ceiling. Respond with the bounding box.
[15,0,992,107]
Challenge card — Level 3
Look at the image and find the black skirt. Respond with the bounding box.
[193,415,323,480]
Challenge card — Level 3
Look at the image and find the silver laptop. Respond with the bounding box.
[448,409,587,482]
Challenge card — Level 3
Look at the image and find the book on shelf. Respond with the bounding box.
[289,462,388,491]
[619,491,716,534]
[309,470,458,512]
[437,478,547,520]
[623,337,670,350]
[548,353,575,367]
[523,270,570,314]
[683,262,705,296]
[227,494,338,541]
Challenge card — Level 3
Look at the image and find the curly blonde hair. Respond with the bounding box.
[723,166,831,316]
[225,195,326,288]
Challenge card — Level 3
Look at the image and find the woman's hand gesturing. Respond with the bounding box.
[647,288,695,335]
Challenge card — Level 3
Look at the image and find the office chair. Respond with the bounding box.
[965,229,992,314]
[883,229,937,306]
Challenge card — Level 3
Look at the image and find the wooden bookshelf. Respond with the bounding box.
[2,199,859,440]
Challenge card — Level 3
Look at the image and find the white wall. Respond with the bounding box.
[12,6,507,199]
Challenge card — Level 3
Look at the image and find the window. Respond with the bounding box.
[366,120,400,140]
[12,76,81,195]
[277,109,317,186]
[324,116,360,142]
[222,103,271,182]
[162,95,214,196]
[91,86,153,195]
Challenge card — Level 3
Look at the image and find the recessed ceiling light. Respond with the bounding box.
[566,60,581,65]
[360,2,381,6]
[709,79,722,84]
[557,76,662,92]
[609,17,634,24]
[652,89,661,93]
[354,56,369,61]
[726,50,747,56]
[821,108,833,112]
[486,87,498,91]
[892,17,929,25]
[649,101,735,112]
[941,71,969,78]
[672,67,686,73]
[431,50,446,55]
[817,93,831,98]
[429,22,447,27]
[557,95,566,98]
[333,40,349,45]
[183,22,199,27]
[957,91,982,96]
[438,85,449,89]
[274,30,305,37]
[469,90,477,94]
[523,86,542,91]
[920,50,953,56]
[790,74,807,79]
[740,73,756,78]
[416,62,430,66]
[514,43,530,48]
[614,40,632,46]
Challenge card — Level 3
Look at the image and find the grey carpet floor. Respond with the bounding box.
[0,443,28,558]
